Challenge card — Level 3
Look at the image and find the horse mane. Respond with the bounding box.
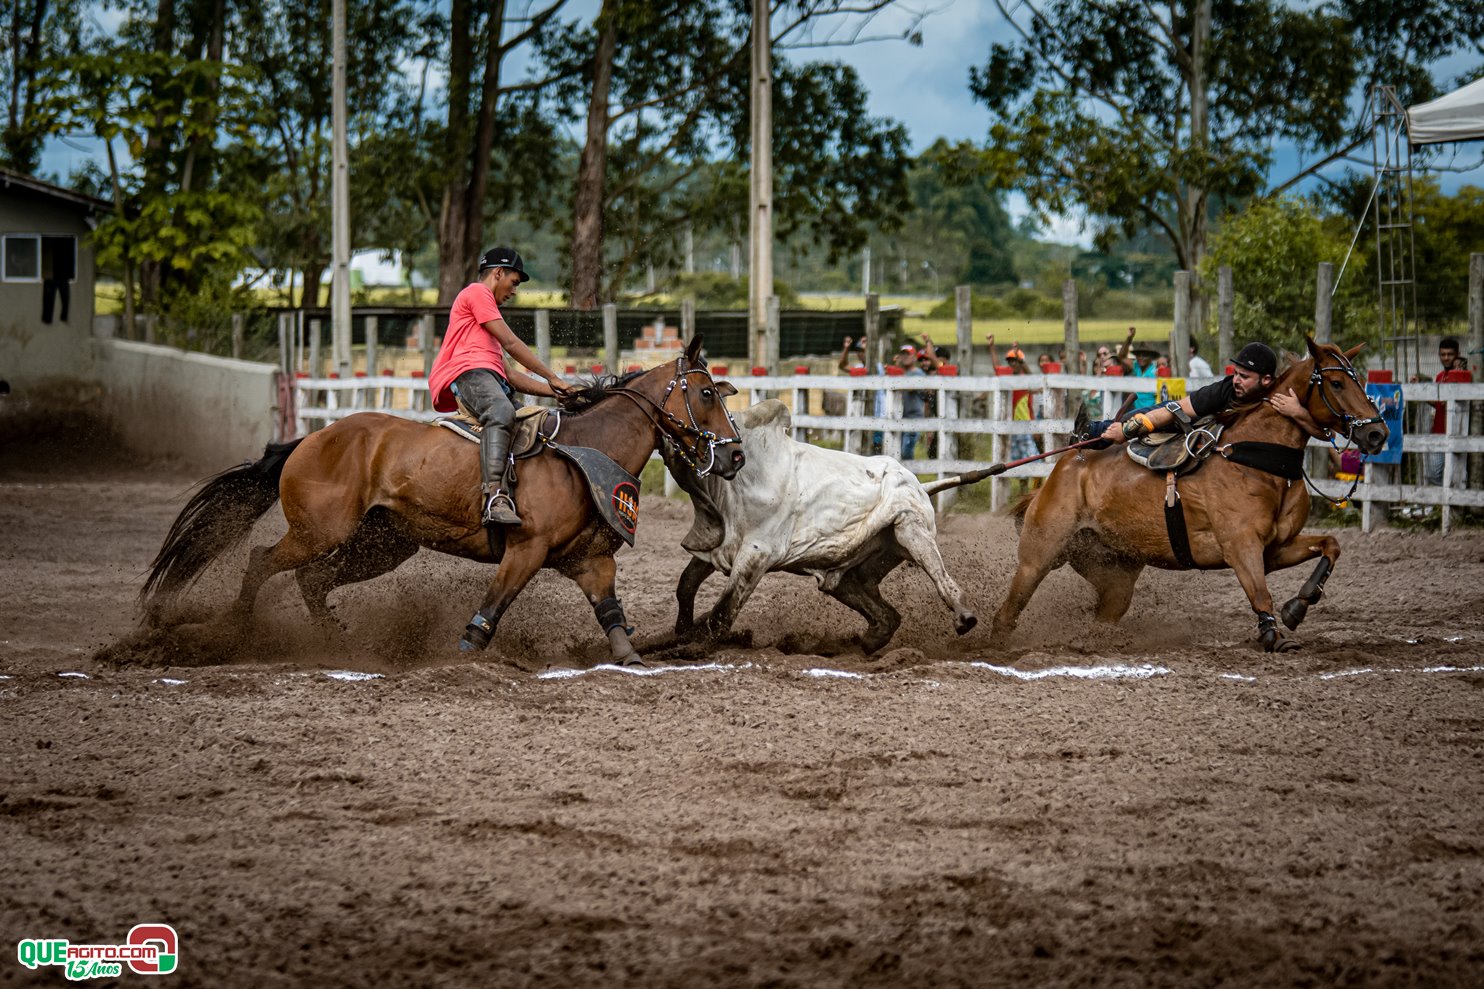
[556,369,647,413]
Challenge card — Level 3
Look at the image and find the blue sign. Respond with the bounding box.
[1364,383,1404,465]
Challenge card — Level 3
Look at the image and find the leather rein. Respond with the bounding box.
[608,357,741,477]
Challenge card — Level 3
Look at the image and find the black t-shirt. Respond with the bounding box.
[1189,376,1237,418]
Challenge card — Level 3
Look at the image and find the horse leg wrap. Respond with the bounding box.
[1257,612,1280,652]
[595,597,634,636]
[1282,557,1334,631]
[460,612,494,652]
[1298,556,1333,604]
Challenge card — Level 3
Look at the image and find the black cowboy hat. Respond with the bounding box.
[478,246,530,283]
[1132,346,1162,358]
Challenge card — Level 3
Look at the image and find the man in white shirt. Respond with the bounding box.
[1187,340,1214,378]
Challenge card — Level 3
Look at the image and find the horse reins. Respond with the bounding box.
[609,357,740,477]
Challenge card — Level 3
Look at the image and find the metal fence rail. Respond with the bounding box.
[294,373,1484,532]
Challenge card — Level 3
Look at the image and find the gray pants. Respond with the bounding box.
[452,369,518,491]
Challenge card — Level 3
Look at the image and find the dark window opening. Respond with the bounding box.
[41,236,76,325]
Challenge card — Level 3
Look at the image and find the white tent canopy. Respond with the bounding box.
[1406,76,1484,145]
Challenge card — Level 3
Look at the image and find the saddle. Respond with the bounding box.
[436,404,556,459]
[1125,413,1224,476]
[432,406,641,547]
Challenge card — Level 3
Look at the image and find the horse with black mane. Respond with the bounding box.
[991,336,1387,652]
[141,337,743,666]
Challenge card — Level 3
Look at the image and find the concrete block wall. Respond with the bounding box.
[95,339,282,471]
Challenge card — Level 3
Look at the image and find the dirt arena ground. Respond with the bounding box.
[3,418,1484,987]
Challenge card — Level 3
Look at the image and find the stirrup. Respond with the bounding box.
[483,490,522,527]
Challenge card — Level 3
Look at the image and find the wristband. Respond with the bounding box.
[1123,413,1155,438]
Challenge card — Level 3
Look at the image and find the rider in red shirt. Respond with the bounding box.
[429,247,574,526]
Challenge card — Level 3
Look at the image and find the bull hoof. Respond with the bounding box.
[955,612,978,636]
[1280,598,1308,631]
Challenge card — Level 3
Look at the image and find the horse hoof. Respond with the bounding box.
[1280,598,1308,631]
[955,613,978,636]
[1275,638,1302,653]
[619,655,646,668]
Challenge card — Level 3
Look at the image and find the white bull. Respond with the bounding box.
[662,400,977,653]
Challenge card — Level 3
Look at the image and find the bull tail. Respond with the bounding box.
[139,438,304,609]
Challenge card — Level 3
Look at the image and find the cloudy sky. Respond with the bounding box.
[38,0,1484,248]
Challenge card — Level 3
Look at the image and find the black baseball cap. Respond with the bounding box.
[478,246,530,282]
[1232,342,1278,377]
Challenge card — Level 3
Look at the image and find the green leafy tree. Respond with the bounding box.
[2,0,83,171]
[37,35,260,339]
[543,0,914,307]
[230,0,431,307]
[1198,196,1373,354]
[970,0,1358,274]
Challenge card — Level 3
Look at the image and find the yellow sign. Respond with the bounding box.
[1156,378,1186,403]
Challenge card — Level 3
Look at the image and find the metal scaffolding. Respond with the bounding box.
[1370,86,1421,382]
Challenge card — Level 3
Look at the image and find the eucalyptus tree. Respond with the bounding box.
[541,0,915,307]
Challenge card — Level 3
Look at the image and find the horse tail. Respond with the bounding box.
[140,438,304,608]
[1006,489,1038,524]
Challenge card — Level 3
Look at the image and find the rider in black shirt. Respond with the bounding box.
[1084,342,1329,445]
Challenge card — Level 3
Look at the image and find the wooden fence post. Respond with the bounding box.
[231,313,244,360]
[277,313,290,374]
[1315,262,1333,344]
[864,293,880,370]
[1469,253,1483,491]
[420,312,436,380]
[1062,278,1079,373]
[534,309,552,371]
[603,303,619,376]
[681,297,695,344]
[364,314,377,375]
[955,284,972,376]
[765,295,780,373]
[1218,265,1233,369]
[308,318,322,377]
[1172,271,1191,376]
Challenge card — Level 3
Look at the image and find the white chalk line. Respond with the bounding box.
[538,661,753,680]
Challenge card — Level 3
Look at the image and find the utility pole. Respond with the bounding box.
[330,0,352,378]
[748,0,773,370]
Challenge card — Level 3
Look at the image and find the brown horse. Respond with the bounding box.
[993,336,1388,651]
[141,337,743,665]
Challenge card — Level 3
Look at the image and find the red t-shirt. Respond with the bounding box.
[429,282,507,412]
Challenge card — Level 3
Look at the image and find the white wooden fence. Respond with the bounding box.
[293,372,1484,532]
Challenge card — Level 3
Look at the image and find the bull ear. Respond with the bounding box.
[685,334,704,364]
[713,380,737,398]
[1344,342,1366,359]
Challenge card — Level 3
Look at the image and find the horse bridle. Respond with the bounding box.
[1304,353,1384,438]
[1301,351,1384,507]
[612,356,741,477]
